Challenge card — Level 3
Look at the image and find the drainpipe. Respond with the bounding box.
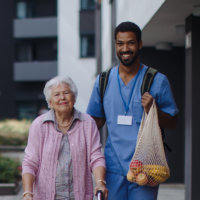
[110,0,117,66]
[95,0,102,75]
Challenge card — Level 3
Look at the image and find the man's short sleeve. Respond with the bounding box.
[153,74,179,116]
[87,75,105,118]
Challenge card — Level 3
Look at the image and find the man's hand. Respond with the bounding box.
[141,92,154,113]
[141,92,177,129]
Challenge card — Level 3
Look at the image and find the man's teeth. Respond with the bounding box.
[123,54,130,57]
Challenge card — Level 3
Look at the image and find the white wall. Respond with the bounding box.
[102,1,112,71]
[57,0,166,112]
[58,0,96,112]
[117,0,165,29]
[101,0,166,71]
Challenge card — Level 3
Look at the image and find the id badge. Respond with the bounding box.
[117,115,132,125]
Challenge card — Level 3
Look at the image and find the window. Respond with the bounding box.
[16,44,33,61]
[15,38,57,62]
[80,0,95,10]
[17,102,38,119]
[17,101,48,119]
[16,0,57,18]
[80,34,95,57]
[16,2,27,18]
[16,0,35,18]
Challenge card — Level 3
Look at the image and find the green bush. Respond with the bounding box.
[0,156,21,183]
[0,136,27,146]
[0,119,31,146]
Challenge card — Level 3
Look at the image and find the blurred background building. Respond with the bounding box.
[0,0,57,119]
[0,1,200,198]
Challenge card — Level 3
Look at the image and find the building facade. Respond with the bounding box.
[1,1,200,193]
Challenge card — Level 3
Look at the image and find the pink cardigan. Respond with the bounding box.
[22,112,105,200]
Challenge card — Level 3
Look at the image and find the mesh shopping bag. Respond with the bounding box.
[127,100,170,187]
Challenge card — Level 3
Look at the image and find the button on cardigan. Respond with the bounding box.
[22,110,105,200]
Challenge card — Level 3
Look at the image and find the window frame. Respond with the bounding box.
[80,34,95,58]
[80,0,95,11]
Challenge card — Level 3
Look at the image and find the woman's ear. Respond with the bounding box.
[49,100,52,109]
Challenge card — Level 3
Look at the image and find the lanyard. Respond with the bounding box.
[117,64,142,115]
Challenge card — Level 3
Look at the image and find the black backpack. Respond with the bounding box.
[99,66,158,103]
[98,66,172,152]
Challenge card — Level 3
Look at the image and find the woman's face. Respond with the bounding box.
[49,83,75,115]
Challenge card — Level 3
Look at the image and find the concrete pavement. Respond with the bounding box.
[0,183,185,200]
[158,184,184,200]
[0,151,185,200]
[0,146,185,199]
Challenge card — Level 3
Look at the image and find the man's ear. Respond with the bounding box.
[139,40,143,50]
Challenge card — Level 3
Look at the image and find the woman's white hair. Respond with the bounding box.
[43,76,78,108]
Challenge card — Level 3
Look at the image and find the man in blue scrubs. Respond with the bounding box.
[87,21,178,200]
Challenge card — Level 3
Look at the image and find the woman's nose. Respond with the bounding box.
[60,93,65,99]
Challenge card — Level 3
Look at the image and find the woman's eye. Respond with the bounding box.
[64,91,70,95]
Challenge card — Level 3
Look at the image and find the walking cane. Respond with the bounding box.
[97,190,104,200]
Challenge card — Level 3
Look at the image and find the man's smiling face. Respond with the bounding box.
[115,31,142,67]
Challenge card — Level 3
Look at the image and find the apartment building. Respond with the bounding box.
[1,1,200,195]
[58,1,200,195]
[0,0,57,119]
[13,0,57,119]
[0,0,96,119]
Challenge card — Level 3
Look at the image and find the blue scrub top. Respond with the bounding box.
[87,65,179,176]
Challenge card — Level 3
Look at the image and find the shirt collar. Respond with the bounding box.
[42,108,85,124]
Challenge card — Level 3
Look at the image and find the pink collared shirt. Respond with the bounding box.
[22,110,105,200]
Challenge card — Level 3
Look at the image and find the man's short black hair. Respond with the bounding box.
[114,21,142,42]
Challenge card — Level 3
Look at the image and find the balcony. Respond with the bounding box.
[14,61,57,81]
[13,17,57,38]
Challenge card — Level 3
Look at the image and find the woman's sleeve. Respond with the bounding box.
[22,119,42,177]
[89,118,105,171]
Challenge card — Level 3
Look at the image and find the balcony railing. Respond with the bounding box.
[13,17,57,38]
[14,61,57,81]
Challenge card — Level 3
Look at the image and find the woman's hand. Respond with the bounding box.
[22,174,34,200]
[93,164,107,199]
[22,193,33,200]
[95,181,108,200]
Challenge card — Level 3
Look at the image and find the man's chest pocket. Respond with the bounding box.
[132,101,143,123]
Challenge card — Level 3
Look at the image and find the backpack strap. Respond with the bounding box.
[99,66,158,103]
[141,67,158,95]
[99,68,112,103]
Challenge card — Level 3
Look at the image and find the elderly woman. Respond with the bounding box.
[22,76,108,200]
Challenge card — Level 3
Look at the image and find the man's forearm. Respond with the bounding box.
[92,116,106,129]
[157,109,177,129]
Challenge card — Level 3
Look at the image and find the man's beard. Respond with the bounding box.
[118,50,140,66]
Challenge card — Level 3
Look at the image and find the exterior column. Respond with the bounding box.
[111,0,117,66]
[185,15,200,200]
[0,0,15,118]
[95,0,102,75]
